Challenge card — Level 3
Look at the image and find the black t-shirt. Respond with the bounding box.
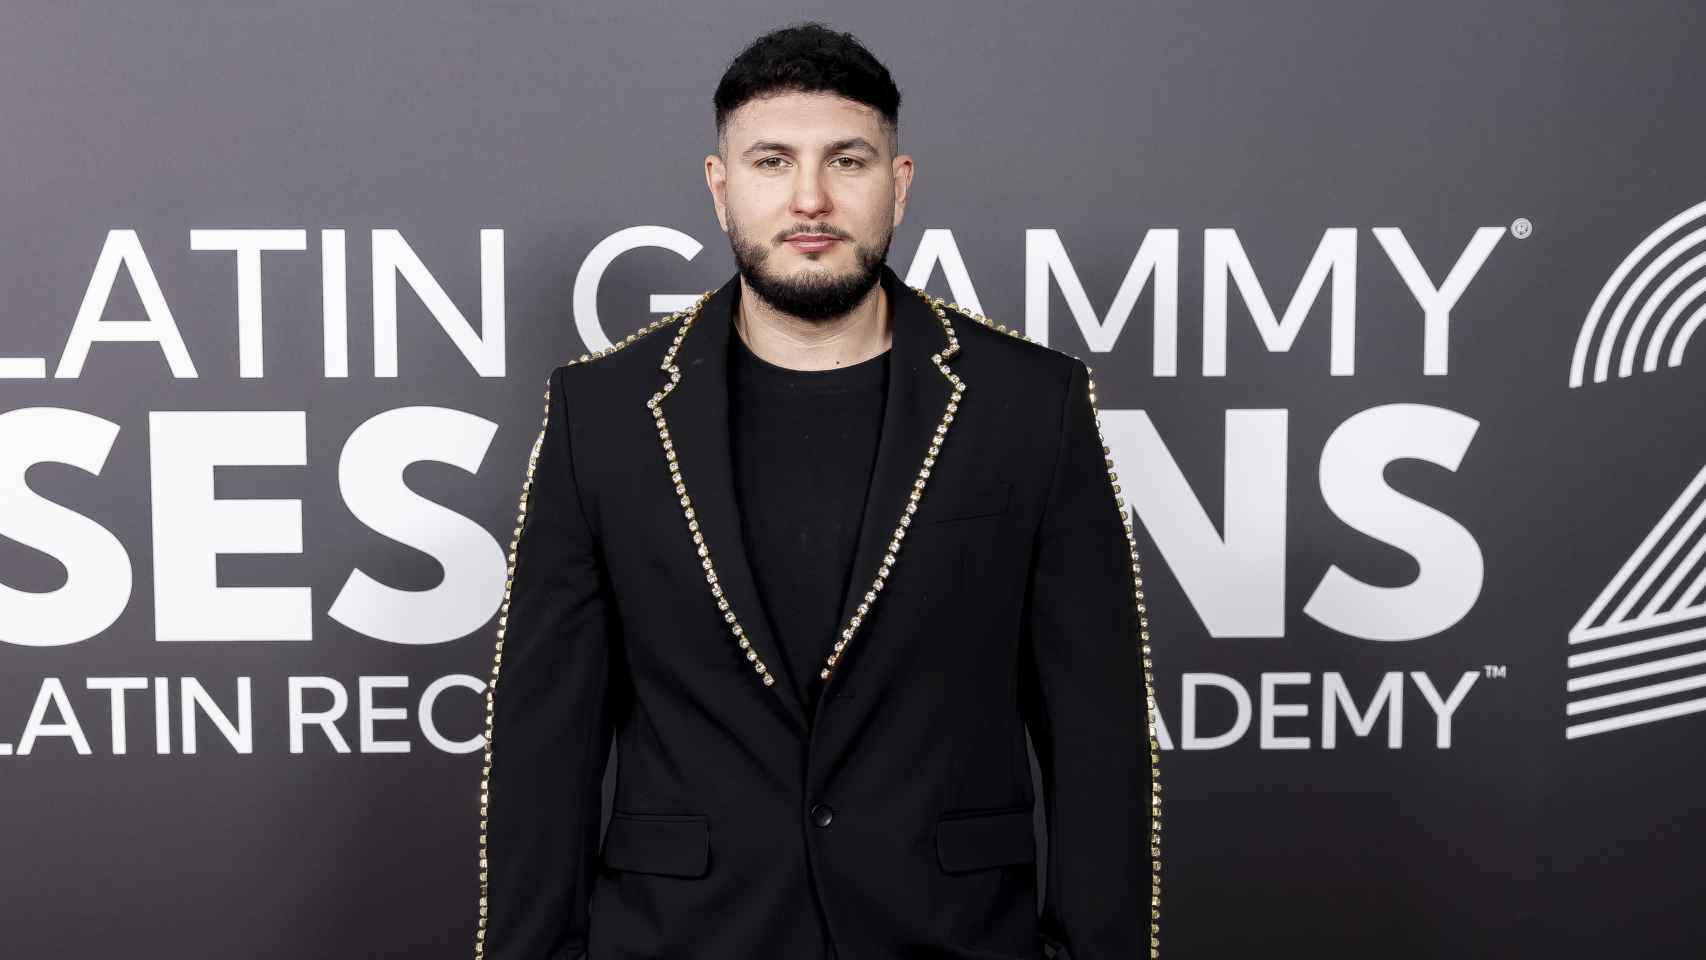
[728,325,890,718]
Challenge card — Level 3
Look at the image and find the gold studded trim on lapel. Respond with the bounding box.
[645,289,796,697]
[815,286,965,689]
[937,299,1163,959]
[647,280,965,720]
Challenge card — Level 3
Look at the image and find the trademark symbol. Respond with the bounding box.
[1483,664,1508,679]
[1510,217,1533,239]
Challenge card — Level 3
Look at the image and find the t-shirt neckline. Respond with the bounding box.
[731,327,891,394]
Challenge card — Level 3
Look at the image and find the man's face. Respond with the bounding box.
[705,90,914,321]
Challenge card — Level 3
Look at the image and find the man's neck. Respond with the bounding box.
[734,277,892,372]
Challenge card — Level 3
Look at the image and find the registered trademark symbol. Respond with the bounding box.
[1509,217,1533,239]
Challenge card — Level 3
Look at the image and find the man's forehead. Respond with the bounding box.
[727,91,884,141]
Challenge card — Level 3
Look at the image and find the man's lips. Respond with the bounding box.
[786,235,840,252]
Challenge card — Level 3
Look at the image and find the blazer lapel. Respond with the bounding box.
[650,264,964,734]
[649,273,809,733]
[814,264,962,714]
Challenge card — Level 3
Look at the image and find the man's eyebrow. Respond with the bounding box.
[739,140,792,159]
[824,137,880,156]
[739,137,881,159]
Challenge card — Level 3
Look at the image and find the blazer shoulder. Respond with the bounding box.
[544,302,697,401]
[559,307,689,370]
[937,297,1083,388]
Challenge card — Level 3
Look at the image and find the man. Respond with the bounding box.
[476,22,1161,960]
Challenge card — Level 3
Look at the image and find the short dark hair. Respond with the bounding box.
[713,22,902,156]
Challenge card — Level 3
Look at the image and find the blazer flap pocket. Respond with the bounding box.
[601,813,709,877]
[935,805,1035,873]
[919,482,1011,524]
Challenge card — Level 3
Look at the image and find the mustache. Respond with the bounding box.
[777,224,850,242]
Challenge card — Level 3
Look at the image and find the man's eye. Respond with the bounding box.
[757,157,787,169]
[832,156,863,168]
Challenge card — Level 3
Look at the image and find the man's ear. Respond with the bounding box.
[891,153,915,229]
[705,154,729,232]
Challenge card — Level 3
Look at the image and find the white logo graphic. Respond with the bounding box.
[1566,462,1706,738]
[1570,199,1706,388]
[1566,201,1706,738]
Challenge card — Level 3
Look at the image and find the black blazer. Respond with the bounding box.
[475,263,1162,960]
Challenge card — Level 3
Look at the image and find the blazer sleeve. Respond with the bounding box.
[1018,357,1162,960]
[477,364,618,960]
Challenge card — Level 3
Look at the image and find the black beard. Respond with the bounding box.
[728,220,892,321]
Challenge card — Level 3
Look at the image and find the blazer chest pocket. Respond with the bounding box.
[600,812,710,878]
[935,804,1036,873]
[917,481,1011,524]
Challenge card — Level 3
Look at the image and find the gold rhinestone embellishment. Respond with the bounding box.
[647,290,788,689]
[473,376,553,959]
[816,286,964,684]
[475,309,685,959]
[941,300,1164,959]
[647,286,962,696]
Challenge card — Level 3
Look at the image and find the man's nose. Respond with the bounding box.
[790,167,832,219]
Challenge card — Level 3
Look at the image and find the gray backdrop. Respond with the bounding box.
[3,1,1704,957]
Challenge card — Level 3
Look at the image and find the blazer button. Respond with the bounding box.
[810,802,835,827]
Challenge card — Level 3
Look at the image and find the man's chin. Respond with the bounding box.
[769,274,864,297]
[742,268,881,320]
[771,263,850,285]
[754,258,856,288]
